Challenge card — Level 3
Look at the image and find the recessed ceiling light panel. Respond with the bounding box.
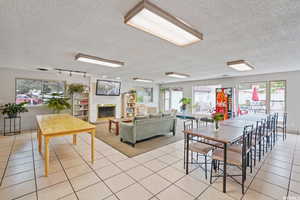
[165,72,190,78]
[125,0,203,46]
[133,77,153,83]
[227,60,255,72]
[75,53,124,68]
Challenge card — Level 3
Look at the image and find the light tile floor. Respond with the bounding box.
[0,131,299,200]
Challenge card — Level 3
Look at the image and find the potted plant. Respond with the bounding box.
[45,93,71,114]
[179,97,192,113]
[67,84,85,95]
[129,89,136,93]
[2,102,28,118]
[212,112,224,132]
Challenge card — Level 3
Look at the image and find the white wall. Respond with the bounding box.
[89,76,159,123]
[0,68,160,132]
[160,71,300,133]
[0,68,89,132]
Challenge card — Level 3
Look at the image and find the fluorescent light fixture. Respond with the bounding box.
[124,0,203,46]
[165,72,190,78]
[133,77,153,83]
[75,53,124,68]
[227,60,255,71]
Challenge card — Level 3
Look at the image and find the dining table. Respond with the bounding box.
[36,114,96,177]
[183,114,269,193]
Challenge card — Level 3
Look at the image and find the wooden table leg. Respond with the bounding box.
[109,120,112,132]
[116,122,119,136]
[37,127,42,153]
[44,136,49,177]
[91,129,95,163]
[73,134,77,145]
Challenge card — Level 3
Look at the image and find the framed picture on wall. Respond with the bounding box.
[96,80,121,96]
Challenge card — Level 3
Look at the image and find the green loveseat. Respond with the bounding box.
[120,115,177,147]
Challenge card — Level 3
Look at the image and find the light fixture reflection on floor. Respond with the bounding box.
[165,72,190,78]
[124,0,203,46]
[227,60,255,71]
[133,77,153,83]
[75,53,124,68]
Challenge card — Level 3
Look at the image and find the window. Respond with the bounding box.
[170,89,183,111]
[193,85,220,114]
[16,79,65,106]
[136,87,153,104]
[164,90,170,111]
[270,80,286,116]
[238,82,267,114]
[162,88,183,112]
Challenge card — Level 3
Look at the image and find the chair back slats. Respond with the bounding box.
[242,125,253,155]
[283,112,288,127]
[253,121,263,144]
[184,120,193,131]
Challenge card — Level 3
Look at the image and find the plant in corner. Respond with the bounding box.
[212,112,224,132]
[179,97,192,113]
[45,93,71,114]
[2,102,28,118]
[67,83,85,95]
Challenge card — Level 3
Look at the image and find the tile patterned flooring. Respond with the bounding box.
[0,131,299,200]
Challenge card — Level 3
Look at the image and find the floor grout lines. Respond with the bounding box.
[0,130,299,200]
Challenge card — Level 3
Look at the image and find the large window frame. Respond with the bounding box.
[269,80,287,115]
[136,87,154,104]
[192,85,221,114]
[162,88,183,112]
[237,80,286,115]
[15,78,66,106]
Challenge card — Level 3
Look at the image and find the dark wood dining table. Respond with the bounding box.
[183,114,269,193]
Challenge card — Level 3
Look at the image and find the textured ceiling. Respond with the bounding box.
[1,0,300,83]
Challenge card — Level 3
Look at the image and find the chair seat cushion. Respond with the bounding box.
[228,144,242,153]
[189,142,213,154]
[212,149,242,166]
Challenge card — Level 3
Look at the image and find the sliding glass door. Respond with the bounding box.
[163,88,183,112]
[170,90,183,111]
[193,85,220,114]
[164,90,170,112]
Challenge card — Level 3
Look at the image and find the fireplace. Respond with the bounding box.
[97,104,116,119]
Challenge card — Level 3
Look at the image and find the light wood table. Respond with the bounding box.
[36,114,96,176]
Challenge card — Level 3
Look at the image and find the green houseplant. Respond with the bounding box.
[212,112,224,131]
[2,102,28,118]
[45,93,71,114]
[179,97,192,112]
[67,83,85,95]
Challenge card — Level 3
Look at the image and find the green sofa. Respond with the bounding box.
[120,114,177,147]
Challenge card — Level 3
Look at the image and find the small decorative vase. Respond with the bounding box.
[214,121,220,132]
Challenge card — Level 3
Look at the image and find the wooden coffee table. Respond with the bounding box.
[109,118,132,135]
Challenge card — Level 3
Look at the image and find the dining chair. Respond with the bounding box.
[183,120,214,179]
[210,125,254,194]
